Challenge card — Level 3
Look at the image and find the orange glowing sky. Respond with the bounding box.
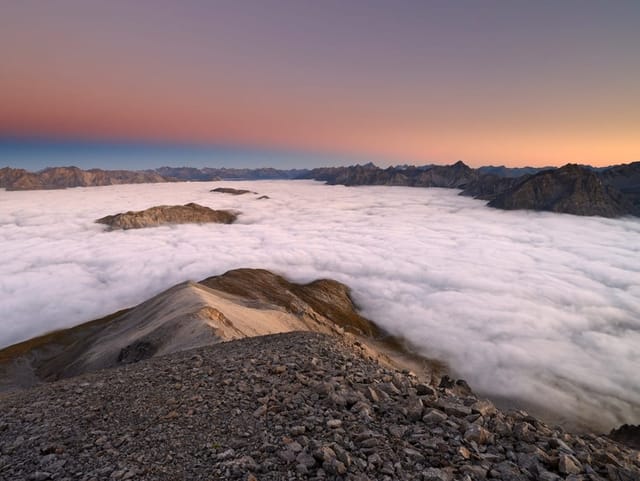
[1,1,639,167]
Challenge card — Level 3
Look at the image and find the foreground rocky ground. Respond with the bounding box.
[0,332,638,481]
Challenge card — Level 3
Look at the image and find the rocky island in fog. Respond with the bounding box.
[95,203,238,230]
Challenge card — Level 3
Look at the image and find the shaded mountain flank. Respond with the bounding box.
[303,161,640,218]
[95,203,238,230]
[0,268,427,393]
[487,164,638,217]
[0,166,169,190]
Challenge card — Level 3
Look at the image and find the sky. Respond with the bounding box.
[1,181,639,430]
[1,1,639,168]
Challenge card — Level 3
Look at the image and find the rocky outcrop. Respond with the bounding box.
[0,269,390,391]
[0,166,169,190]
[210,187,256,195]
[95,203,237,229]
[1,332,638,481]
[488,164,636,217]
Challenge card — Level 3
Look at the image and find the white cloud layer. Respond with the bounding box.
[1,180,639,431]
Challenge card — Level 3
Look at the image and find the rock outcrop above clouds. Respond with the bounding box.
[487,164,636,217]
[1,331,639,480]
[95,203,237,229]
[210,187,257,195]
[0,166,169,190]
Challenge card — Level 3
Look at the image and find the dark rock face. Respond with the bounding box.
[599,161,640,211]
[95,203,238,229]
[210,187,256,195]
[488,164,636,217]
[1,332,639,481]
[609,424,640,450]
[0,166,169,190]
[117,341,157,364]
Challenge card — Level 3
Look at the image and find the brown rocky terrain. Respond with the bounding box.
[0,332,638,481]
[0,166,168,190]
[95,203,237,229]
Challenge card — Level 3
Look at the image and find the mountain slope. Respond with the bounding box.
[488,164,636,217]
[0,269,392,392]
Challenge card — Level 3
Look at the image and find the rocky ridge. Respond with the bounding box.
[0,332,638,481]
[0,269,398,392]
[95,203,237,229]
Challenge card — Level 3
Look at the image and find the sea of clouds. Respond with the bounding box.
[1,180,639,431]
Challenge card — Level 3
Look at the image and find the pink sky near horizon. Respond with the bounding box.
[1,1,639,167]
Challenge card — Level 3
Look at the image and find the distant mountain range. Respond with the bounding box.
[2,161,639,217]
[154,166,309,181]
[0,166,167,190]
[0,165,308,190]
[302,161,640,218]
